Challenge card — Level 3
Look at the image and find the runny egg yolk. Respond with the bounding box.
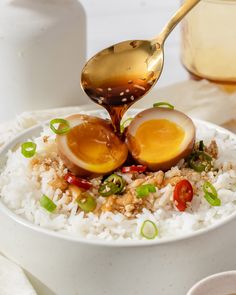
[66,122,124,169]
[134,119,185,163]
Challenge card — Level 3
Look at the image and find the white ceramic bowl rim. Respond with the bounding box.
[1,111,236,247]
[187,270,236,295]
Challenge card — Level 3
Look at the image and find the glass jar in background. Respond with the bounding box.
[181,0,236,92]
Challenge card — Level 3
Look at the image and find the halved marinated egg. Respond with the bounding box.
[57,114,128,176]
[126,107,195,171]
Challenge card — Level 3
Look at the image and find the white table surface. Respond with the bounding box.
[80,0,188,87]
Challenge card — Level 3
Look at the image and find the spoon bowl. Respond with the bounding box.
[81,0,200,131]
[81,40,164,107]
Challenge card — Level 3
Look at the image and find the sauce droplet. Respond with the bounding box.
[83,75,156,133]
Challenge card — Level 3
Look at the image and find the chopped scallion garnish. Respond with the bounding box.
[98,174,125,197]
[140,220,158,239]
[204,192,221,206]
[188,151,212,172]
[21,142,37,158]
[203,181,217,197]
[153,102,174,109]
[104,174,125,194]
[203,181,221,206]
[98,182,120,197]
[136,184,156,198]
[50,118,70,135]
[77,194,97,212]
[40,195,57,212]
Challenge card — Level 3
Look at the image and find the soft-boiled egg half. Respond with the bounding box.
[57,114,128,176]
[126,107,196,171]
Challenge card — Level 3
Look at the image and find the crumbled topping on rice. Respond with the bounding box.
[205,140,218,159]
[27,140,224,219]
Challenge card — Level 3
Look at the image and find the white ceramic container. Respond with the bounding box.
[0,0,87,122]
[187,271,236,295]
[0,112,236,295]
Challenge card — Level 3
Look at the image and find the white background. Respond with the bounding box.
[80,0,188,87]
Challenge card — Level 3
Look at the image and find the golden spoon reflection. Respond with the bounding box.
[81,0,200,131]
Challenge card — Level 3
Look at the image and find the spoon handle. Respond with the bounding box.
[154,0,201,44]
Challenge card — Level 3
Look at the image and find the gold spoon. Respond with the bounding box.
[81,0,200,132]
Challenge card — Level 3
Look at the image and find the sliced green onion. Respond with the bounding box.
[140,220,158,239]
[203,181,220,206]
[136,184,156,198]
[77,194,97,213]
[120,118,133,133]
[147,184,156,193]
[204,192,221,206]
[104,174,125,194]
[199,140,205,151]
[153,102,174,109]
[188,151,212,172]
[99,174,125,197]
[136,185,149,198]
[189,158,206,172]
[21,142,37,158]
[40,195,57,212]
[203,181,217,197]
[98,182,120,197]
[50,118,70,135]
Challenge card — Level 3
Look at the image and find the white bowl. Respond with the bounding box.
[0,109,236,295]
[187,271,236,295]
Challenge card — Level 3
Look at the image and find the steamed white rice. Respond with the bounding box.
[0,121,236,241]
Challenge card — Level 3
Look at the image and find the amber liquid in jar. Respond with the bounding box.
[181,0,236,92]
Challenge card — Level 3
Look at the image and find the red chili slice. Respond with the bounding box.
[64,173,92,190]
[121,165,147,173]
[173,179,193,212]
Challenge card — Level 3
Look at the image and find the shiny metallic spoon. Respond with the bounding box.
[81,0,200,131]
